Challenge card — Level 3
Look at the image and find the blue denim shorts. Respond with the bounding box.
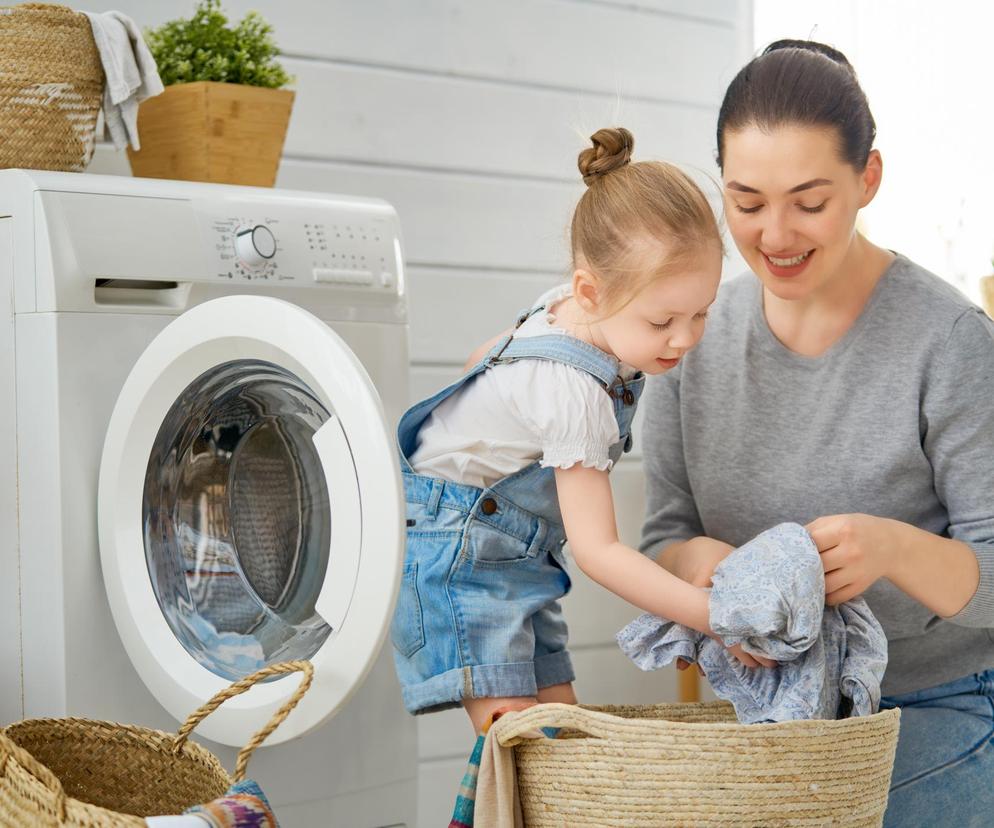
[390,473,575,715]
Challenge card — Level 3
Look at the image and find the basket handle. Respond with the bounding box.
[0,729,68,820]
[489,702,637,747]
[172,660,314,781]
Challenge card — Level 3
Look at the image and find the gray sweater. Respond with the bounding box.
[640,254,994,696]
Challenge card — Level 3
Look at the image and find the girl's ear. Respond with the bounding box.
[572,268,602,314]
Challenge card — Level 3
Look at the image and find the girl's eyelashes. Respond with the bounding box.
[799,202,827,213]
[734,203,762,214]
[651,312,708,329]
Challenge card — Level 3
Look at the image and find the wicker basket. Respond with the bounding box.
[491,701,901,827]
[0,661,312,827]
[0,3,104,172]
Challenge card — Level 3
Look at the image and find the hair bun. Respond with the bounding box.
[762,38,854,72]
[578,127,634,186]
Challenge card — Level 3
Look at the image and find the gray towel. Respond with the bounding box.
[83,11,164,150]
[617,522,888,723]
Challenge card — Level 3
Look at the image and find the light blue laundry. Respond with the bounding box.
[617,522,888,723]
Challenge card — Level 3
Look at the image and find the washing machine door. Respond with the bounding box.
[99,295,404,747]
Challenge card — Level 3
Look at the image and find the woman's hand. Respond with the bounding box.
[805,513,900,605]
[666,536,735,587]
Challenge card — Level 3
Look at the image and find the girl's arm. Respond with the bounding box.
[554,464,711,633]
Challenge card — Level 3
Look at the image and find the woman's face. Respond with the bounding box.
[721,124,881,301]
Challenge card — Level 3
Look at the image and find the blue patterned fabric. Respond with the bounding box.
[617,523,888,723]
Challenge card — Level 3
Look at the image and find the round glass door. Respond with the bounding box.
[99,294,404,746]
[144,359,334,680]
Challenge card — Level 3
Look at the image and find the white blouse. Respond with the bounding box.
[408,284,636,489]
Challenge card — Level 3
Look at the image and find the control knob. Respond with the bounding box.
[234,225,277,267]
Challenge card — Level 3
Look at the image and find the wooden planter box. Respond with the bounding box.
[127,81,294,187]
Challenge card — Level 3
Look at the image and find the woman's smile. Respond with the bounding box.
[762,248,815,278]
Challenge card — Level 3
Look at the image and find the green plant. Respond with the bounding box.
[144,0,293,88]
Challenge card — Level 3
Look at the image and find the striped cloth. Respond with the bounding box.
[450,709,559,827]
[450,730,486,828]
[185,779,278,827]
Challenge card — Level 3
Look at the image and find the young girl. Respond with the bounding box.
[391,127,733,733]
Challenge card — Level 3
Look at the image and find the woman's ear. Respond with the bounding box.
[859,149,883,207]
[572,268,602,314]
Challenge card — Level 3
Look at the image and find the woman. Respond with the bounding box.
[642,40,994,826]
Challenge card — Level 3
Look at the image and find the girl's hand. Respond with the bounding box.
[805,514,900,605]
[727,644,776,669]
[677,643,776,673]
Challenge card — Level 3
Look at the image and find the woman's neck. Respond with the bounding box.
[762,235,895,357]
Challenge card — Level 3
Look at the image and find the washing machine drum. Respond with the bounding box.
[99,296,404,747]
[145,359,334,680]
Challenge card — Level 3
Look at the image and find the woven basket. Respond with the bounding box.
[0,3,104,172]
[492,701,901,827]
[0,661,313,827]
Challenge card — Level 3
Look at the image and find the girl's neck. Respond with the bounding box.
[548,295,614,356]
[762,235,894,357]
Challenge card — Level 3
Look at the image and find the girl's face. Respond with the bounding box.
[586,243,722,375]
[721,124,882,301]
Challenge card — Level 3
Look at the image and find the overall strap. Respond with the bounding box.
[396,350,496,469]
[483,301,621,389]
[485,335,619,389]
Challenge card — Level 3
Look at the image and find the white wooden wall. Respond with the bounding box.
[84,2,752,823]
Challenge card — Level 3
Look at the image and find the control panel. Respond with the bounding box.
[200,197,401,293]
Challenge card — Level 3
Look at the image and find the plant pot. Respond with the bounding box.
[981,274,994,320]
[126,81,294,187]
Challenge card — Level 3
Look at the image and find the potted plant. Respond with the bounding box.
[127,0,294,186]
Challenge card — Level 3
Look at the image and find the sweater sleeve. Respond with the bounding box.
[921,307,994,627]
[639,368,706,560]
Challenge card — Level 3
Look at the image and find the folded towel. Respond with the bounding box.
[617,522,888,723]
[83,10,164,150]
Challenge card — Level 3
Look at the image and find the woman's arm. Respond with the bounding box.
[555,464,712,633]
[463,327,513,372]
[639,372,735,584]
[806,514,979,617]
[808,308,994,621]
[656,536,735,586]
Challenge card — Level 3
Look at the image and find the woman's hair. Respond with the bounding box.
[716,39,876,171]
[571,127,721,315]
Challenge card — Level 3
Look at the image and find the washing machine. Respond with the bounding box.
[0,169,417,826]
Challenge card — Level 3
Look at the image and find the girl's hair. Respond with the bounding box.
[572,127,721,315]
[716,39,876,171]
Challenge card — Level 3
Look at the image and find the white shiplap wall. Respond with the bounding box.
[83,2,752,823]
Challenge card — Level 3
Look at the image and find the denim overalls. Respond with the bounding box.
[390,306,645,715]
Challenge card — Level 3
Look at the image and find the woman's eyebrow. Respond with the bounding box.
[725,178,833,194]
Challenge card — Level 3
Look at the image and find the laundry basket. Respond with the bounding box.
[491,701,901,827]
[0,3,104,172]
[0,661,312,827]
